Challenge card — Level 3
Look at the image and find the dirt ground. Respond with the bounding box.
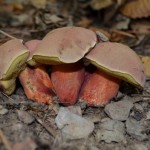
[0,0,150,150]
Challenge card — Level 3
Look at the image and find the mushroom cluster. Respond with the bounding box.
[0,27,145,106]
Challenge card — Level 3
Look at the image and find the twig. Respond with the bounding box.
[0,30,17,39]
[2,92,14,101]
[34,115,57,138]
[0,129,12,150]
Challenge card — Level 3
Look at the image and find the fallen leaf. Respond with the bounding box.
[120,0,150,18]
[131,22,150,35]
[140,56,150,77]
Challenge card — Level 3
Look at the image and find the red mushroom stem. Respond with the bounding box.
[51,61,85,105]
[79,68,121,106]
[19,66,55,104]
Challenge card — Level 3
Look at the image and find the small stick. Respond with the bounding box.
[0,129,12,150]
[0,30,17,39]
[34,115,56,138]
[2,92,14,101]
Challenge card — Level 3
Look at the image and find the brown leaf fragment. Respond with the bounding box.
[121,0,150,18]
[51,62,85,106]
[131,22,150,35]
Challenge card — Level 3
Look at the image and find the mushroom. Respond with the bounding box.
[85,42,145,88]
[32,27,97,64]
[79,42,145,106]
[19,40,55,104]
[0,39,29,94]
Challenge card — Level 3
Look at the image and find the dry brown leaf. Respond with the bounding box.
[110,29,136,42]
[131,22,150,35]
[121,0,150,18]
[140,56,150,77]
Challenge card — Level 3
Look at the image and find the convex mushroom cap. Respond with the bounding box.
[32,27,97,65]
[0,39,29,80]
[0,39,29,95]
[85,42,145,88]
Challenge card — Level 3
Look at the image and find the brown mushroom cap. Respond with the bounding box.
[85,42,145,88]
[0,39,29,80]
[25,40,41,66]
[33,27,97,65]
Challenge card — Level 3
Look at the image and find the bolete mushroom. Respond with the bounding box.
[0,39,29,94]
[19,40,55,104]
[79,42,145,106]
[85,42,145,88]
[32,27,97,64]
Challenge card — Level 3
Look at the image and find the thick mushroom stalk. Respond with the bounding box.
[79,69,121,106]
[19,66,55,104]
[51,62,85,105]
[0,39,29,94]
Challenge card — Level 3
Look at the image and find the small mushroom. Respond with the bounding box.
[32,27,97,64]
[0,39,29,94]
[19,40,54,104]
